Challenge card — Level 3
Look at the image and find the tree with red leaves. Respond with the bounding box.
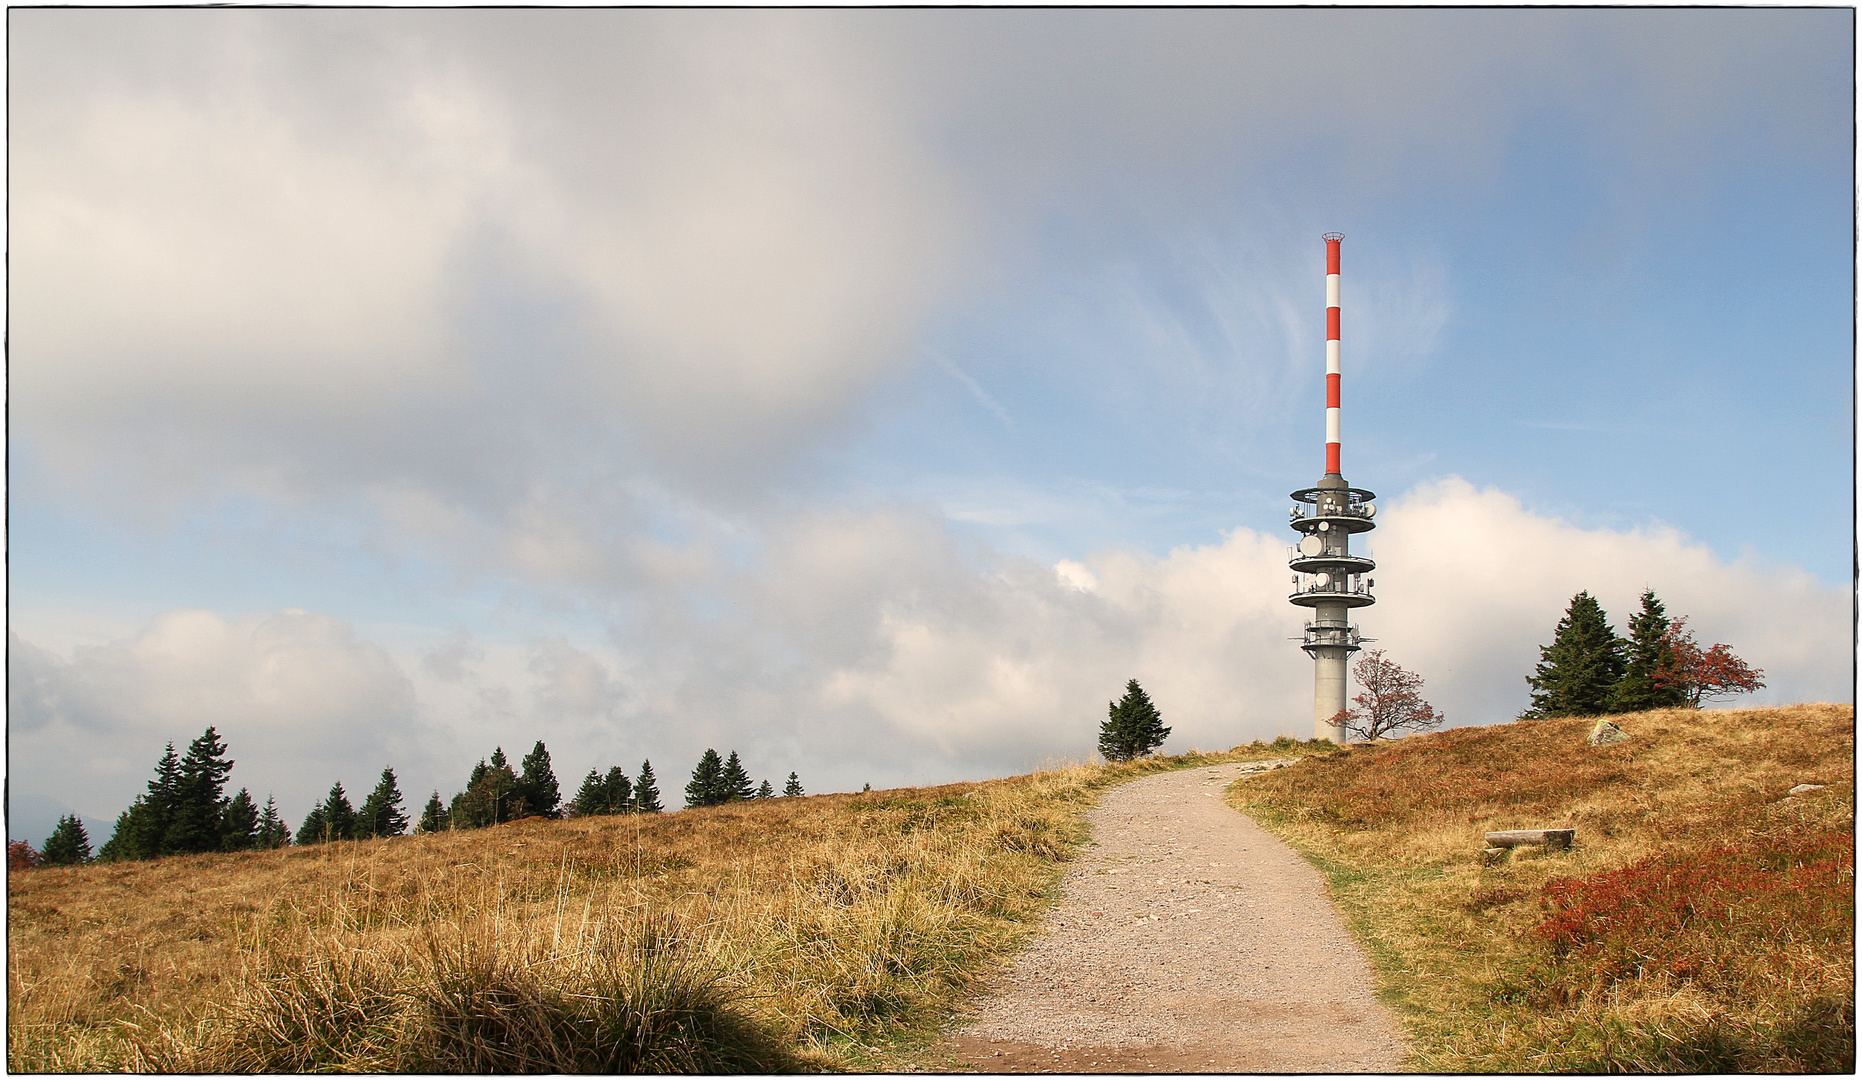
[1343,649,1444,741]
[1657,617,1765,707]
[8,840,42,872]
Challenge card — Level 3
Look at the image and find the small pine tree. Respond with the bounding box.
[296,803,329,846]
[719,751,755,803]
[41,815,93,866]
[1099,679,1170,762]
[686,749,725,808]
[1608,590,1687,713]
[416,791,450,834]
[321,782,358,842]
[572,769,607,817]
[783,773,803,798]
[633,760,663,814]
[1525,591,1626,718]
[220,789,260,851]
[164,727,235,855]
[602,767,632,814]
[256,796,290,848]
[755,780,775,800]
[358,767,409,838]
[518,741,561,819]
[451,753,521,828]
[103,742,184,861]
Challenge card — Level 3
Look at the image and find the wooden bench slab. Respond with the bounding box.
[1484,828,1574,849]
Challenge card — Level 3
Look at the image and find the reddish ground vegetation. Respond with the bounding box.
[1231,703,1854,1072]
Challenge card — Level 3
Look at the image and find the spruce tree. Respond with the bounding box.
[518,741,561,819]
[572,769,607,817]
[416,791,450,834]
[358,767,409,838]
[220,789,260,851]
[755,780,775,800]
[321,782,358,842]
[719,751,755,803]
[1525,591,1626,718]
[1099,679,1170,762]
[41,815,93,866]
[602,766,632,814]
[296,803,330,846]
[1607,590,1687,714]
[256,796,291,848]
[451,753,520,828]
[100,742,183,861]
[164,727,235,855]
[686,749,725,808]
[633,760,663,813]
[784,773,803,797]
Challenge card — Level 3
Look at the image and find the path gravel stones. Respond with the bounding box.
[946,761,1409,1073]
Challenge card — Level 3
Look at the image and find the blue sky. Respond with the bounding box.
[9,9,1853,845]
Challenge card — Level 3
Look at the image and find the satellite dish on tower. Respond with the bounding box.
[1298,535,1323,556]
[1315,572,1331,587]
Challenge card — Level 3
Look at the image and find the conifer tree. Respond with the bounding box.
[784,772,803,798]
[358,767,409,838]
[296,803,329,846]
[1607,590,1687,713]
[518,741,561,819]
[755,780,775,800]
[416,791,450,834]
[256,796,291,848]
[1099,679,1170,762]
[164,727,235,855]
[633,760,663,813]
[100,742,183,861]
[451,753,521,828]
[603,766,632,814]
[1524,591,1626,718]
[317,782,358,843]
[720,751,755,803]
[686,749,725,808]
[220,789,260,851]
[572,769,607,817]
[41,815,93,866]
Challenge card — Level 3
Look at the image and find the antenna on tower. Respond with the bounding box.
[1288,232,1376,744]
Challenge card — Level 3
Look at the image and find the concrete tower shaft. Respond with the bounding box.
[1290,233,1375,743]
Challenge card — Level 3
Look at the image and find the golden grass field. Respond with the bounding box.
[1230,702,1855,1072]
[7,747,1288,1072]
[9,706,1851,1073]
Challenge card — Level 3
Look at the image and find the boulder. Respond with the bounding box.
[1587,719,1629,746]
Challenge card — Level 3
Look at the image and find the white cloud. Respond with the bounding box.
[8,477,1846,846]
[8,610,421,837]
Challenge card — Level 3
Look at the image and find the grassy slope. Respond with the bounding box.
[8,746,1303,1072]
[1228,703,1855,1073]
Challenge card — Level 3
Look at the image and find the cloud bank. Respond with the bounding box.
[12,479,1846,840]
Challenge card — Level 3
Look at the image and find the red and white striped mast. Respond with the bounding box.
[1289,232,1377,743]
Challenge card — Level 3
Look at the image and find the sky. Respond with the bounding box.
[8,9,1855,845]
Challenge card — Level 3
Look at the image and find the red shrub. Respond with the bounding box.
[8,839,42,872]
[1535,829,1853,997]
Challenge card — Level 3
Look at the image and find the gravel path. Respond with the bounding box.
[946,761,1409,1073]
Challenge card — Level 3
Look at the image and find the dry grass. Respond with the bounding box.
[9,746,1288,1072]
[1229,703,1856,1072]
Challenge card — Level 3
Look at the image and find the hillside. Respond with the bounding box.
[6,748,1282,1072]
[1229,703,1854,1072]
[10,707,1850,1073]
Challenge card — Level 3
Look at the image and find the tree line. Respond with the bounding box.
[1524,589,1764,718]
[15,732,808,868]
